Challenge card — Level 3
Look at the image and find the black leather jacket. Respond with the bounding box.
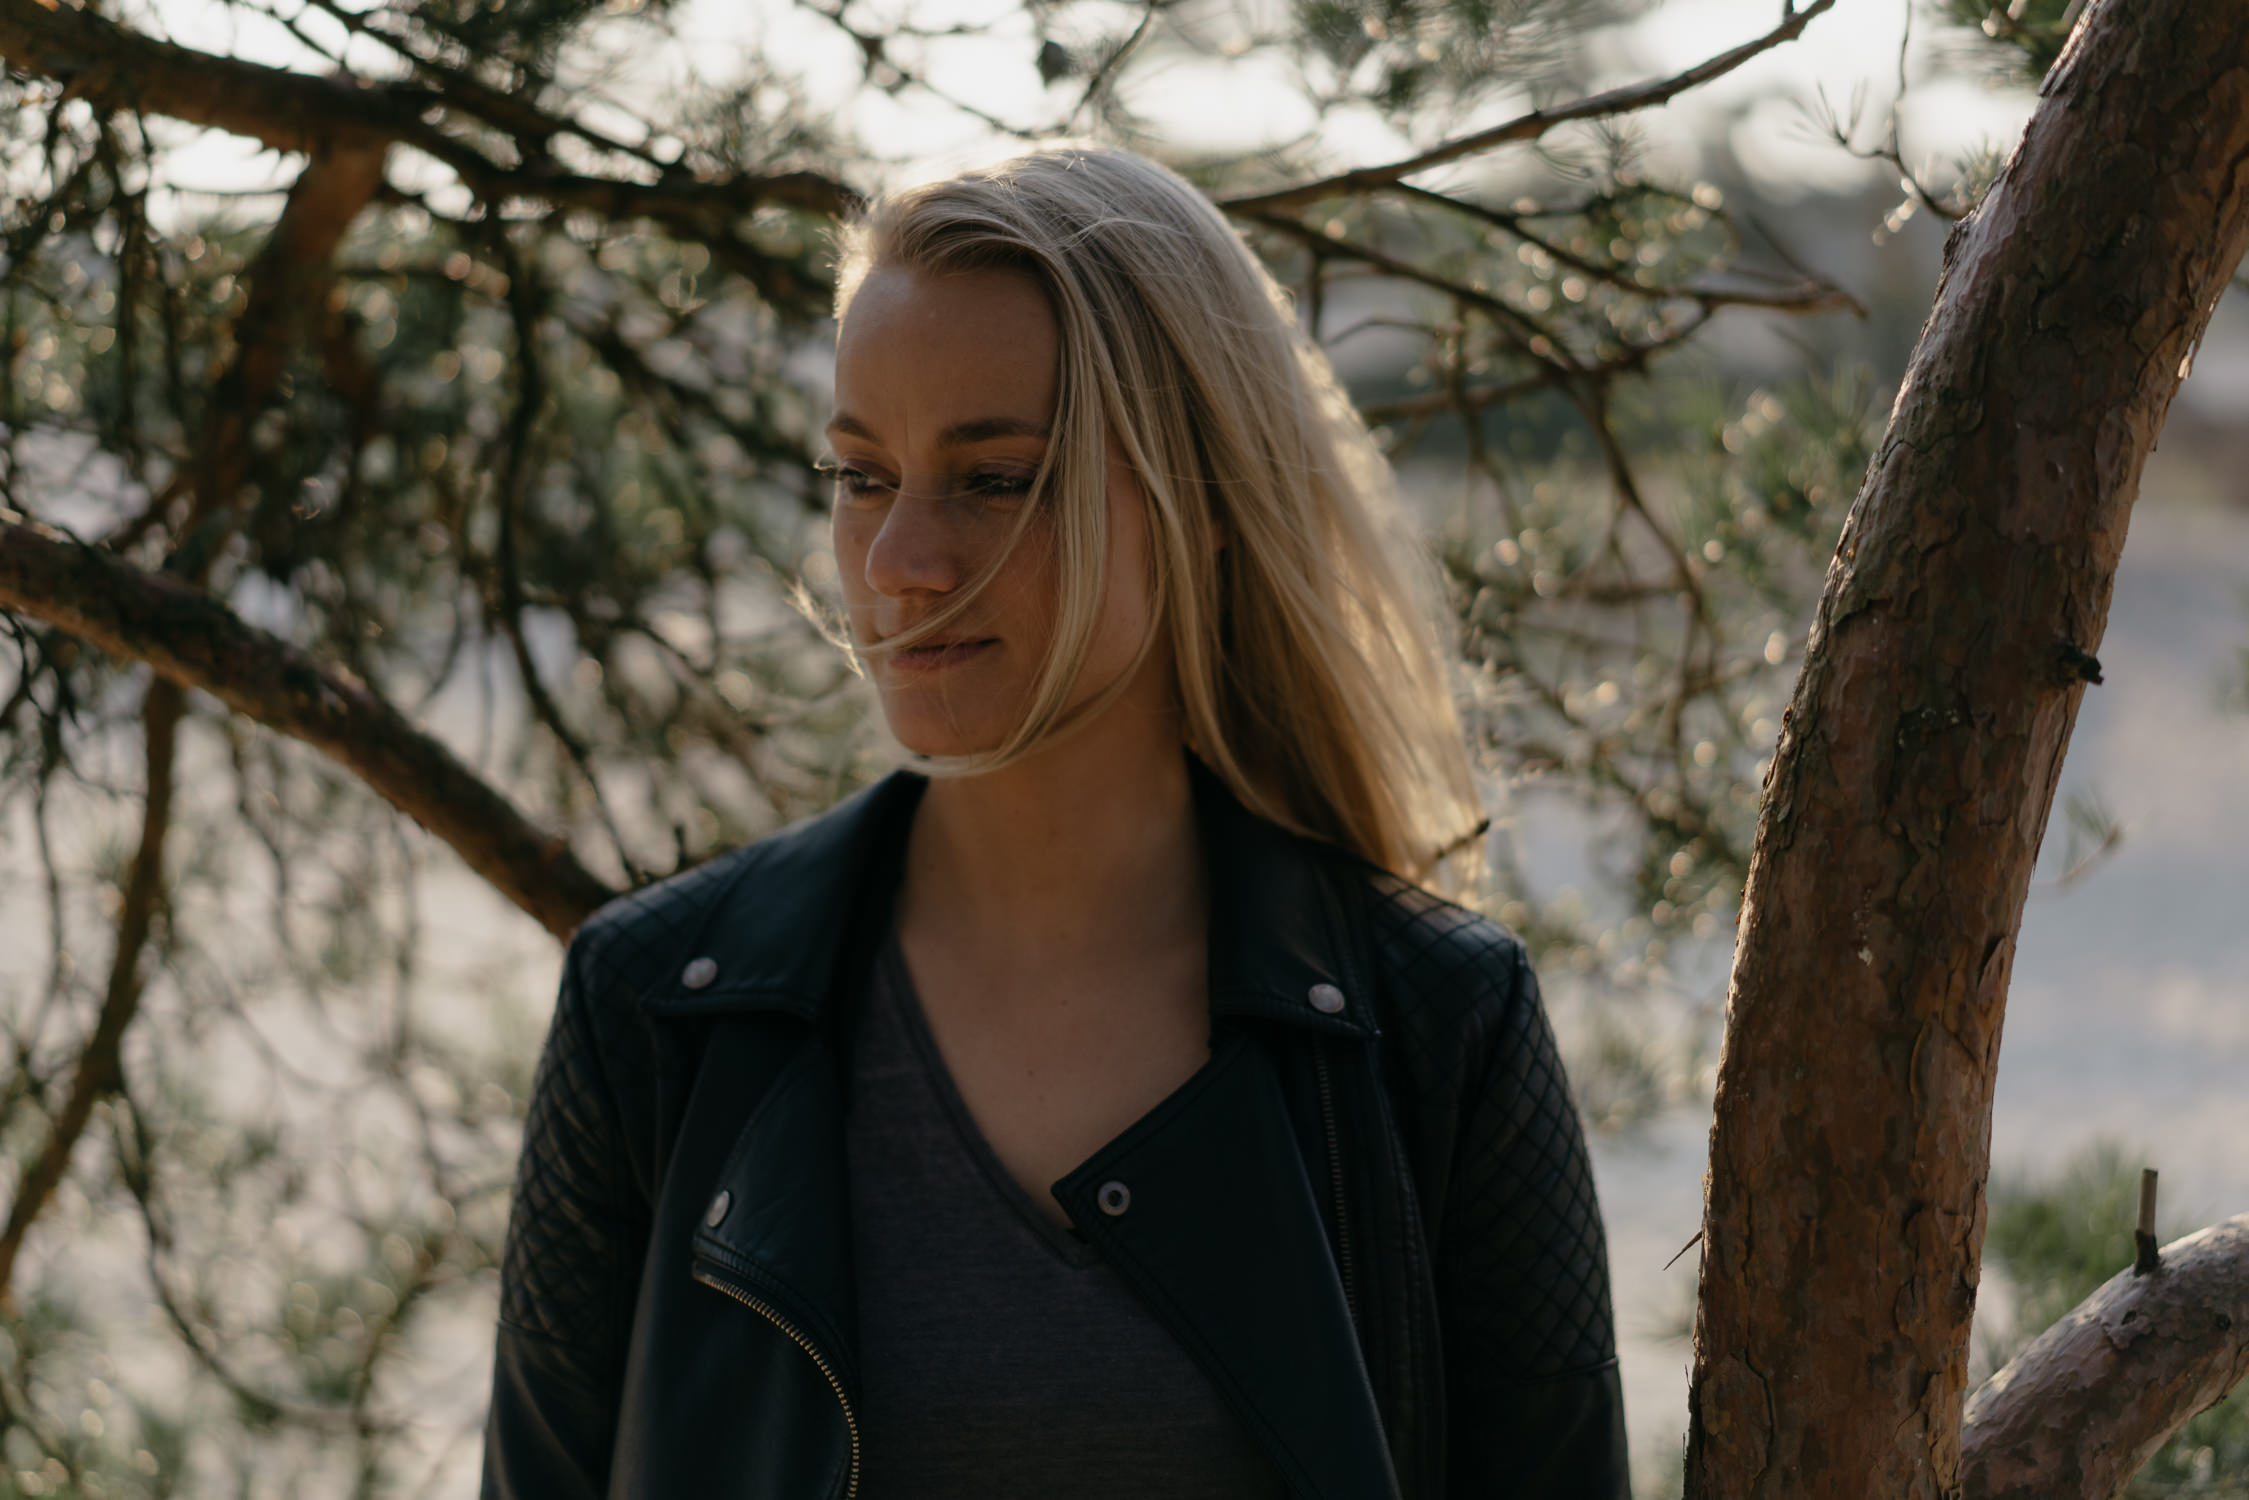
[482,766,1628,1499]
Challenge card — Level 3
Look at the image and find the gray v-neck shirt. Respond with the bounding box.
[844,925,1287,1499]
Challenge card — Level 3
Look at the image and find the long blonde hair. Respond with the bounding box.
[832,146,1479,882]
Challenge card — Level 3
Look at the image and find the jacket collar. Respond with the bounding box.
[643,758,1378,1040]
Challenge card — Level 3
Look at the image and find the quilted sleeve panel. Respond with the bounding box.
[484,900,670,1499]
[1442,949,1616,1380]
[1363,877,1628,1498]
[495,930,647,1365]
[1439,949,1628,1498]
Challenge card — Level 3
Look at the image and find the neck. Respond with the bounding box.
[900,708,1203,968]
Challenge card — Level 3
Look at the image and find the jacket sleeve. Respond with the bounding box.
[1439,949,1629,1500]
[482,928,653,1500]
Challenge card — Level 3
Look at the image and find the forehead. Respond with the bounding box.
[830,264,1060,446]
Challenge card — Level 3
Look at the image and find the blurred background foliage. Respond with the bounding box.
[0,0,2232,1492]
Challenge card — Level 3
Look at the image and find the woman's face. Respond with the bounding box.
[826,262,1163,759]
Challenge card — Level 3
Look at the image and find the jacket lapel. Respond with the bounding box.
[613,1019,860,1500]
[641,758,1377,1037]
[690,1041,858,1381]
[642,771,926,1020]
[1053,1033,1402,1500]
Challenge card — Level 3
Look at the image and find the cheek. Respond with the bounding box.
[829,510,875,605]
[1075,544,1155,688]
[975,516,1061,624]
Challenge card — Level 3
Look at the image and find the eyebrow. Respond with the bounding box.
[825,413,1050,447]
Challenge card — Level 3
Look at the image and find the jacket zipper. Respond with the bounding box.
[1312,1036,1359,1323]
[690,1266,862,1500]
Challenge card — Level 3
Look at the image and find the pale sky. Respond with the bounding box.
[133,0,2040,215]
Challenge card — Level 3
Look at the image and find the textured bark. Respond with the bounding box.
[1960,1213,2249,1500]
[1684,2,2249,1496]
[0,514,616,939]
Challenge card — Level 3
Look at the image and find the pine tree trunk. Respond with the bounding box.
[1684,2,2249,1495]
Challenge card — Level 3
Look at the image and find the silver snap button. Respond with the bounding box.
[681,956,719,990]
[1308,983,1346,1015]
[704,1190,732,1228]
[1096,1180,1132,1216]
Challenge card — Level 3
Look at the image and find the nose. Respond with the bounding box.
[861,487,966,601]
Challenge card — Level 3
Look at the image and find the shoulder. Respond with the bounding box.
[564,843,767,1006]
[1343,864,1542,1086]
[563,771,923,1014]
[533,849,768,1159]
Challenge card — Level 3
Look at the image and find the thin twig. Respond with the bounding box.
[1219,0,1840,213]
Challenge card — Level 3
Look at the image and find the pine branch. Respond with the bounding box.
[183,134,390,561]
[0,1,853,310]
[1219,0,1841,214]
[0,678,180,1308]
[0,514,618,939]
[1961,1212,2249,1499]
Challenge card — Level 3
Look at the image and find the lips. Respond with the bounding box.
[884,637,997,673]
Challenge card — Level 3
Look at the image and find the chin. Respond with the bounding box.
[877,699,1014,761]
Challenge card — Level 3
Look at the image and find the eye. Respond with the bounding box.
[819,460,892,505]
[964,469,1036,499]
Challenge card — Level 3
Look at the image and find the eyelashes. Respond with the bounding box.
[816,460,1037,503]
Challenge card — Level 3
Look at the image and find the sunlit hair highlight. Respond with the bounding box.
[832,145,1481,883]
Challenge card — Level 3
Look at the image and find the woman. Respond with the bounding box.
[483,146,1626,1500]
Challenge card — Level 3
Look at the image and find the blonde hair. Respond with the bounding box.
[832,145,1480,882]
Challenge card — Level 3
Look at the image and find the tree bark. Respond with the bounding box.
[1960,1213,2249,1500]
[0,514,616,939]
[1684,2,2249,1495]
